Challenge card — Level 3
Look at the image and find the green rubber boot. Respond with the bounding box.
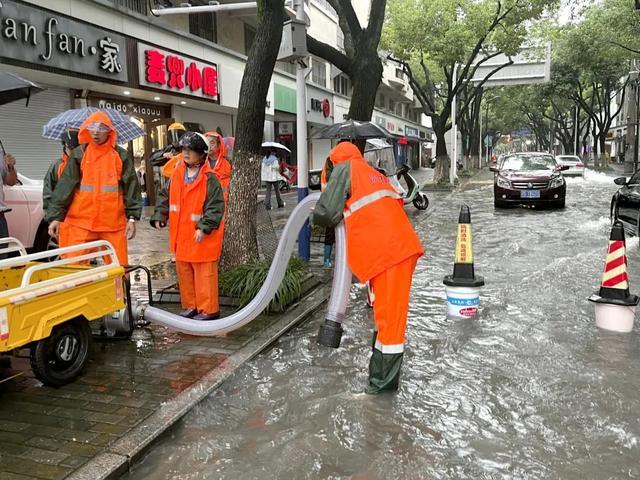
[366,349,404,394]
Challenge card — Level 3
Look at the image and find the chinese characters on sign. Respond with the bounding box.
[138,43,219,102]
[0,0,128,82]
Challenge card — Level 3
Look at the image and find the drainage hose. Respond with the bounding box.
[143,193,352,340]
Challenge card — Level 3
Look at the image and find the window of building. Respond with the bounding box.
[312,59,327,88]
[395,68,404,80]
[276,60,296,75]
[189,11,216,43]
[376,93,386,109]
[333,74,351,96]
[396,103,404,117]
[388,98,395,113]
[109,0,146,15]
[244,24,256,54]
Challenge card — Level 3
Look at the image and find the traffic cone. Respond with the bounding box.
[589,220,639,332]
[443,205,484,318]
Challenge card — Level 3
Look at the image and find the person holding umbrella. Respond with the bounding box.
[261,148,285,210]
[312,141,423,394]
[46,111,142,265]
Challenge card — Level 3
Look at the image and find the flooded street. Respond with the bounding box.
[127,171,640,480]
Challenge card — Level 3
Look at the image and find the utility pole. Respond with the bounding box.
[450,63,458,185]
[625,70,638,175]
[295,0,310,261]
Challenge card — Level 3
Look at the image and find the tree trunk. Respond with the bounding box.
[347,52,383,121]
[433,124,450,184]
[222,0,285,270]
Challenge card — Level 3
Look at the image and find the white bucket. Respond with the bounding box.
[445,286,481,319]
[594,303,636,333]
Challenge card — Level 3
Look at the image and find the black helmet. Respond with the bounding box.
[178,132,209,155]
[167,122,186,145]
[62,128,79,150]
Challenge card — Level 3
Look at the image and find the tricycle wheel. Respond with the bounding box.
[30,319,91,387]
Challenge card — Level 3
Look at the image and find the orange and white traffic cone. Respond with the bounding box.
[589,220,639,332]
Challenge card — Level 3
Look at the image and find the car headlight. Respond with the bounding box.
[549,175,564,188]
[496,176,511,188]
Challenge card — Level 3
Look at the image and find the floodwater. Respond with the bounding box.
[127,170,640,480]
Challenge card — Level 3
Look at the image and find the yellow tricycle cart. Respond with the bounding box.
[0,238,147,387]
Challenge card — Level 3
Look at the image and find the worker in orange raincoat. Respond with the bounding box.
[313,142,424,394]
[47,112,142,265]
[43,128,79,249]
[151,132,225,321]
[204,131,232,203]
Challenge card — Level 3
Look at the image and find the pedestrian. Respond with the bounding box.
[312,142,424,394]
[261,148,285,210]
[320,155,335,269]
[42,128,79,248]
[46,111,142,266]
[204,131,232,203]
[0,151,18,258]
[151,132,225,321]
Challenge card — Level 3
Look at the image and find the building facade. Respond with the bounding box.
[0,0,432,183]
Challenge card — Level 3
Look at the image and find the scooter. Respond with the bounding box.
[390,164,429,211]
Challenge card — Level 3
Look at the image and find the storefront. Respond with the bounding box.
[273,83,297,163]
[0,0,129,178]
[307,87,334,170]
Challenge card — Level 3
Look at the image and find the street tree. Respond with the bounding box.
[307,0,386,120]
[384,0,558,183]
[554,0,635,167]
[223,0,286,269]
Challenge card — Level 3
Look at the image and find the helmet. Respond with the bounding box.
[167,122,186,145]
[62,128,80,150]
[178,132,210,155]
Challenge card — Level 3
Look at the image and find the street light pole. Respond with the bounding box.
[450,63,458,185]
[295,0,310,261]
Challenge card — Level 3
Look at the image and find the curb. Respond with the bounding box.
[66,285,330,480]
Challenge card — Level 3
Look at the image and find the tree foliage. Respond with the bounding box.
[383,0,558,183]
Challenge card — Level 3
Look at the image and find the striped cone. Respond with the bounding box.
[589,221,639,332]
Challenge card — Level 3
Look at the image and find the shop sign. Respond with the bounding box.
[278,122,294,135]
[405,126,419,138]
[137,43,219,103]
[374,116,385,127]
[89,97,170,120]
[310,98,331,118]
[0,0,128,82]
[386,121,396,133]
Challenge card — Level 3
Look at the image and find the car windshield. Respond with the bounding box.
[501,155,556,171]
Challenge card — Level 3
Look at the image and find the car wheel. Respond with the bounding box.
[412,193,429,210]
[30,319,91,387]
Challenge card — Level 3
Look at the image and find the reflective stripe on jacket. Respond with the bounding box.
[344,157,423,281]
[168,161,224,263]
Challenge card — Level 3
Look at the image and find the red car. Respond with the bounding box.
[491,153,569,209]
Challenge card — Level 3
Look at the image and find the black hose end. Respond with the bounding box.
[317,320,343,348]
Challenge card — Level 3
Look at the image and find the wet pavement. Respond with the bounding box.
[126,170,640,480]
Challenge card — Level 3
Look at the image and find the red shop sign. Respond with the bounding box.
[137,43,219,102]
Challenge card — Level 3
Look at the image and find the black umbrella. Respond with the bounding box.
[0,72,44,154]
[311,120,392,140]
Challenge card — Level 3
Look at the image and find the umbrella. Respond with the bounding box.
[0,72,43,107]
[365,138,393,152]
[310,120,391,140]
[42,107,146,143]
[0,72,44,154]
[261,141,291,153]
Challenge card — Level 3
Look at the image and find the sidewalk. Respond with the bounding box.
[0,216,331,480]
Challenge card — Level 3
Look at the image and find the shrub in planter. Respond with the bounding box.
[219,258,307,313]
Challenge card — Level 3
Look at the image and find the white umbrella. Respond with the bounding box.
[262,141,291,153]
[365,138,393,152]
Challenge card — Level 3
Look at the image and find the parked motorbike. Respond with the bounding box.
[390,164,429,211]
